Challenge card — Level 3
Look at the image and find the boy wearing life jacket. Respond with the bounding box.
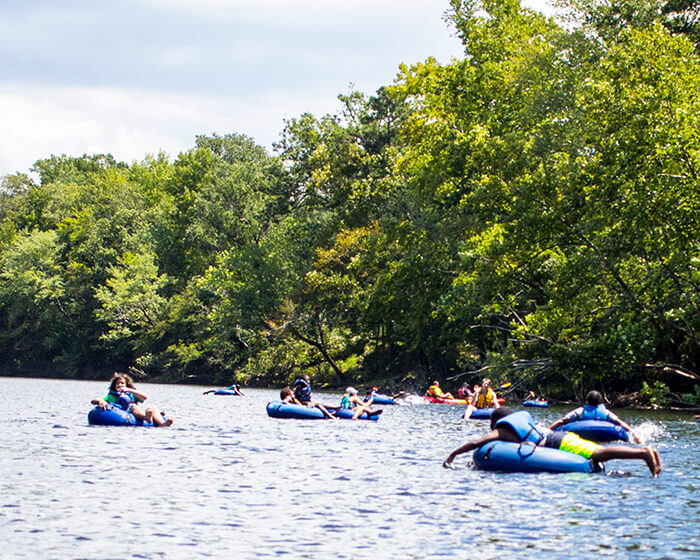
[443,407,661,476]
[548,390,640,443]
[462,377,500,419]
[291,374,337,419]
[425,380,454,399]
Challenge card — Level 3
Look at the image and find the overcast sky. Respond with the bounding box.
[0,0,554,177]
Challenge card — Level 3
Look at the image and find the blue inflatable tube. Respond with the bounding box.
[87,405,160,427]
[473,441,600,474]
[467,408,495,420]
[213,389,240,395]
[367,394,396,405]
[523,400,548,408]
[266,401,380,421]
[555,420,629,442]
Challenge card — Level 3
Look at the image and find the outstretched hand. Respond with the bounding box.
[443,459,456,469]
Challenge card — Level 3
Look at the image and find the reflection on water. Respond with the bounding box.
[1,377,698,559]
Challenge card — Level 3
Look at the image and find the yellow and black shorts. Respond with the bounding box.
[545,431,601,458]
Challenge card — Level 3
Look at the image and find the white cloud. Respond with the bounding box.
[0,83,334,171]
[0,0,557,176]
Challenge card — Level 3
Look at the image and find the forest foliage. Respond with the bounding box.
[1,0,699,405]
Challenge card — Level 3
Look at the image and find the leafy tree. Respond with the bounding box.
[94,251,171,365]
[554,0,700,50]
[0,230,74,373]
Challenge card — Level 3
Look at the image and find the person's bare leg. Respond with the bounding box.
[148,407,173,427]
[352,405,370,420]
[650,447,662,476]
[315,403,336,419]
[131,405,147,421]
[591,446,661,476]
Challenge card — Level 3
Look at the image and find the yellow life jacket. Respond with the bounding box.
[429,384,444,398]
[476,388,497,408]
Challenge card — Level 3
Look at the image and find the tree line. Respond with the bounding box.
[1,0,699,406]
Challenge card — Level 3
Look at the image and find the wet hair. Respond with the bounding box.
[489,406,514,428]
[280,387,293,399]
[586,390,603,406]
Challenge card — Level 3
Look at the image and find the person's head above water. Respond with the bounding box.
[109,373,131,392]
[489,406,515,429]
[586,390,603,406]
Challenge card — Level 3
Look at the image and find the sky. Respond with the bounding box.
[0,0,555,177]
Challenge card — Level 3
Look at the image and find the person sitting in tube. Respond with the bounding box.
[291,374,337,419]
[340,387,382,420]
[280,387,301,404]
[425,380,454,400]
[458,382,473,399]
[462,377,500,419]
[548,390,640,443]
[443,407,661,476]
[91,372,173,427]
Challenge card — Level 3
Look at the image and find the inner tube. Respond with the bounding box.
[467,408,495,420]
[473,441,600,473]
[213,389,240,395]
[523,400,549,408]
[554,419,629,442]
[367,394,396,405]
[266,401,380,421]
[87,405,166,427]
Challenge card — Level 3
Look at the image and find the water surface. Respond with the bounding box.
[1,377,698,559]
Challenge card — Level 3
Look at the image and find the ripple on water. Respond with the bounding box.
[0,379,698,559]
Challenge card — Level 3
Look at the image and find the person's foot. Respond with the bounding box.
[651,447,662,476]
[162,416,173,427]
[643,446,661,477]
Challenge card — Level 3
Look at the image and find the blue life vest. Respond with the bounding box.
[580,404,608,421]
[292,379,311,403]
[108,390,135,411]
[495,411,546,445]
[340,394,352,409]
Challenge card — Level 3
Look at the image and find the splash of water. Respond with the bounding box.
[632,421,669,445]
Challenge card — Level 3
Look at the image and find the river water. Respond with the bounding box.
[1,377,698,559]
